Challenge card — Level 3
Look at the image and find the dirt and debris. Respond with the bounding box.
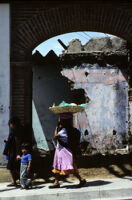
[1,153,132,183]
[60,37,128,66]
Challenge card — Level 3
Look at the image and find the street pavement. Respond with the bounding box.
[0,177,132,200]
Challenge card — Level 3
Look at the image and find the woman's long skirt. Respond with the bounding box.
[52,143,77,175]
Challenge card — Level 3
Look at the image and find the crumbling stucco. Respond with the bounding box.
[66,39,82,53]
[32,36,129,155]
[84,37,127,53]
[61,64,128,153]
[65,36,127,54]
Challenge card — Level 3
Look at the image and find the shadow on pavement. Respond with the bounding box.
[86,180,111,186]
[30,185,45,189]
[33,181,46,186]
[0,187,19,192]
[61,180,111,189]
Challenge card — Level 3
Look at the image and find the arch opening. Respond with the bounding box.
[10,1,132,154]
[31,32,130,154]
[12,3,132,60]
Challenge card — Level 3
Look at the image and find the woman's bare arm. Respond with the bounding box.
[54,126,59,139]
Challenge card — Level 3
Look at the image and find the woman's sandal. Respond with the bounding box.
[77,179,86,188]
[49,183,60,189]
[7,183,17,187]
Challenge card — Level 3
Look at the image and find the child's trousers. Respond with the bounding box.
[20,163,31,188]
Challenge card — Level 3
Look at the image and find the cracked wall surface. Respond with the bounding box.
[61,64,128,153]
[32,37,129,154]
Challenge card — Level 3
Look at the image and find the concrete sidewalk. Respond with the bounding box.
[0,178,132,200]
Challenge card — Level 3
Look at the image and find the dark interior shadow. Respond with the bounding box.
[77,153,132,179]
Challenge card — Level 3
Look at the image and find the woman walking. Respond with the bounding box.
[49,113,86,188]
[4,117,23,186]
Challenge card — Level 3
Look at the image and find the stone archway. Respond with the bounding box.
[10,0,132,124]
[11,2,132,60]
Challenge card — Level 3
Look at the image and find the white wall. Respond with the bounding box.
[0,4,10,165]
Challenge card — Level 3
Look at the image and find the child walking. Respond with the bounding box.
[19,143,32,189]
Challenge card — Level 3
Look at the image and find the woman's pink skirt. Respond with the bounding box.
[52,143,77,175]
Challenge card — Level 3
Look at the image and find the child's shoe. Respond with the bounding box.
[28,182,32,189]
[25,182,32,189]
[20,186,26,190]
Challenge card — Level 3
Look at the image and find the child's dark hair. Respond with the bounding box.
[21,143,30,151]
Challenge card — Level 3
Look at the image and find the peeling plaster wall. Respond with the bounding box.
[130,102,132,134]
[32,37,128,154]
[61,64,128,153]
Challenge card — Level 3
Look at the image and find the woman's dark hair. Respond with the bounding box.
[8,117,21,126]
[59,118,72,129]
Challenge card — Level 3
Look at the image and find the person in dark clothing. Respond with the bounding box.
[4,117,24,186]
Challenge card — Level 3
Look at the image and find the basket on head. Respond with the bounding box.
[49,101,86,114]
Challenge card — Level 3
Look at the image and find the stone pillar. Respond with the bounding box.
[10,62,32,126]
[0,4,10,165]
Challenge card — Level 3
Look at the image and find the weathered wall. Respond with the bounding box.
[65,37,127,54]
[0,4,10,165]
[61,64,128,153]
[33,62,74,151]
[130,102,132,134]
[32,37,129,154]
